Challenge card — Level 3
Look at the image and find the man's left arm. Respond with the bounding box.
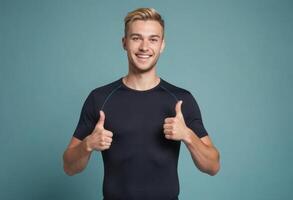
[182,130,220,176]
[163,100,220,176]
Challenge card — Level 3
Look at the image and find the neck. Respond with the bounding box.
[122,71,160,91]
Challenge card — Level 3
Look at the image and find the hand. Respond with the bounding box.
[163,100,189,141]
[84,110,113,152]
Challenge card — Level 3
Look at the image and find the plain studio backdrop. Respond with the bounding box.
[1,0,292,199]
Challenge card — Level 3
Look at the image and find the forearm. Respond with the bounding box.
[63,139,92,176]
[183,128,220,176]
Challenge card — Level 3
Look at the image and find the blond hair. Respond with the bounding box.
[124,8,165,37]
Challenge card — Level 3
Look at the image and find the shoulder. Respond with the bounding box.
[160,78,193,100]
[160,78,202,111]
[85,78,122,107]
[89,78,122,98]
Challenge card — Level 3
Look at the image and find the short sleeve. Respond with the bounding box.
[73,91,98,140]
[182,92,208,138]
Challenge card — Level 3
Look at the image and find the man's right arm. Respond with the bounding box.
[63,110,112,176]
[63,137,93,176]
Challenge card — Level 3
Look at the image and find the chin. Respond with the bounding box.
[133,63,156,73]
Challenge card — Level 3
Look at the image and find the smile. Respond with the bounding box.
[136,54,152,59]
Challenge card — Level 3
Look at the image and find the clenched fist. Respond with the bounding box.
[84,110,113,152]
[163,100,189,141]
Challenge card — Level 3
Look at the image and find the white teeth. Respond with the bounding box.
[136,54,151,58]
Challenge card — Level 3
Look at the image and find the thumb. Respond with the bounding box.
[97,110,105,128]
[175,100,183,117]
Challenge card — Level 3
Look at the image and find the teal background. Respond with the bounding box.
[1,0,292,199]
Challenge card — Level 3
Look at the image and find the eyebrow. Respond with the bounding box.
[129,33,161,38]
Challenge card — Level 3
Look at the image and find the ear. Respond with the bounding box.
[160,39,165,53]
[122,37,127,50]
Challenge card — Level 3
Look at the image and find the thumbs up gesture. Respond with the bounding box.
[163,100,189,141]
[84,110,113,152]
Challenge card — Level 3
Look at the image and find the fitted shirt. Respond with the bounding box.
[73,77,208,200]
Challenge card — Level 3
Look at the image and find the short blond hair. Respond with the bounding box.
[124,8,165,38]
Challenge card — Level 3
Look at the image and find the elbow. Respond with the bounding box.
[63,157,84,176]
[207,151,221,176]
[63,152,78,176]
[207,162,220,176]
[197,160,220,176]
[63,165,76,176]
[63,162,83,176]
[202,149,220,176]
[201,161,220,176]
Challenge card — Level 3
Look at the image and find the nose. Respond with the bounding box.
[139,39,149,51]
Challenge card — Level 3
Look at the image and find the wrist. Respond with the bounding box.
[182,127,193,145]
[82,137,93,153]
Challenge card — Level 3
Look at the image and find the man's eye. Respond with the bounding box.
[150,38,158,42]
[132,37,139,41]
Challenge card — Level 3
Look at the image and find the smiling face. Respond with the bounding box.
[122,20,165,73]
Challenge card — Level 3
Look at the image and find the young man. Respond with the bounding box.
[63,8,220,200]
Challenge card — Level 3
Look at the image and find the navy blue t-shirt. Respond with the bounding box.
[73,77,208,200]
